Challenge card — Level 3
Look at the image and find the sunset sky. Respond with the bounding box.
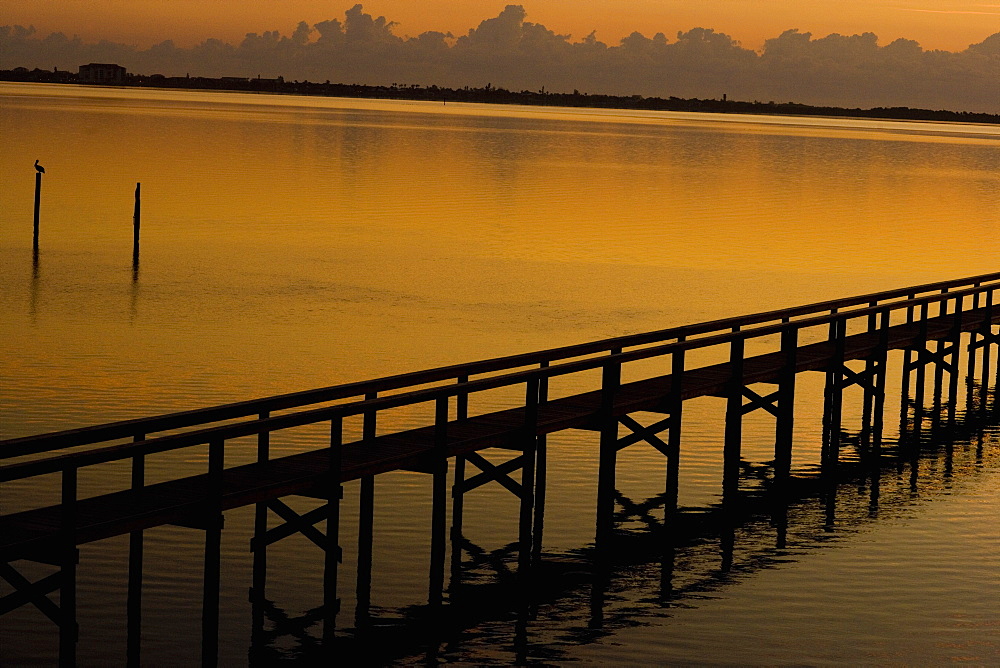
[7,0,1000,51]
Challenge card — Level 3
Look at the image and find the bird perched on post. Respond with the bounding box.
[34,160,45,174]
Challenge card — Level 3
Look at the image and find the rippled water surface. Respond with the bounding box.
[1,82,999,665]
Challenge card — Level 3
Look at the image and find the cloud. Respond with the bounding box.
[2,4,999,113]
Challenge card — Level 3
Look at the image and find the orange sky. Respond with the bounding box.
[6,1,999,51]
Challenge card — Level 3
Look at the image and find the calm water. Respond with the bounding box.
[1,82,1000,665]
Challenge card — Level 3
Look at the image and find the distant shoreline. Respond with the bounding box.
[3,69,999,125]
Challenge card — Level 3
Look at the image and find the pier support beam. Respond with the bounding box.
[590,347,687,555]
[723,337,745,506]
[448,380,541,582]
[127,435,146,668]
[249,416,269,647]
[429,399,449,608]
[822,318,846,475]
[903,301,964,434]
[323,419,343,646]
[201,441,224,668]
[449,377,470,584]
[774,328,798,487]
[595,358,621,550]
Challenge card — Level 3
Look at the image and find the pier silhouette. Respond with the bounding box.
[2,271,999,665]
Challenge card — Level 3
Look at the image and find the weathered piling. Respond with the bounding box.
[132,183,141,259]
[33,170,42,248]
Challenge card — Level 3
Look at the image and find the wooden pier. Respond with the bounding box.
[2,272,1000,665]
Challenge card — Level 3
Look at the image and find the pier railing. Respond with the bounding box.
[3,270,1000,465]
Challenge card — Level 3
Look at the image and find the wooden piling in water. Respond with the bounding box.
[774,329,797,486]
[595,357,621,549]
[323,418,343,646]
[201,441,224,668]
[126,434,145,668]
[132,183,141,260]
[59,468,78,668]
[355,394,377,627]
[517,378,539,580]
[429,398,449,607]
[33,171,42,249]
[723,337,745,505]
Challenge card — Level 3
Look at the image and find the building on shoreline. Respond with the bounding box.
[78,63,127,84]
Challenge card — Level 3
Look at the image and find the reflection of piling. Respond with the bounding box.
[33,171,42,248]
[132,183,141,260]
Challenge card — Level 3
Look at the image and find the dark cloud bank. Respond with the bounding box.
[3,4,999,113]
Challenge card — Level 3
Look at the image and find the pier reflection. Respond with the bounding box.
[236,390,998,665]
[9,388,993,666]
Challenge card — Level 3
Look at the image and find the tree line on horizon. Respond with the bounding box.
[2,4,999,114]
[4,66,998,126]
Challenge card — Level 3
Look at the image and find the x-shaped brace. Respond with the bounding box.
[456,451,527,498]
[905,343,957,374]
[616,414,674,456]
[969,328,1000,350]
[835,362,882,393]
[0,561,64,624]
[740,386,781,418]
[251,499,342,562]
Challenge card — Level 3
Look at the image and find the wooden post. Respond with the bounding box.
[59,466,78,668]
[900,296,915,438]
[201,440,224,668]
[127,434,146,668]
[914,303,929,434]
[531,362,549,567]
[967,290,981,408]
[517,378,538,580]
[132,183,141,258]
[429,397,449,607]
[871,310,890,454]
[985,290,995,405]
[665,347,685,515]
[932,294,948,414]
[33,171,42,249]
[356,395,376,627]
[992,327,1000,409]
[948,296,963,424]
[595,355,621,550]
[323,418,343,646]
[861,303,878,445]
[723,337,745,505]
[774,328,797,488]
[250,413,269,646]
[823,318,845,475]
[450,377,469,581]
[660,346,684,602]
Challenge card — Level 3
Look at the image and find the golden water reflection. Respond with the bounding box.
[2,81,998,433]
